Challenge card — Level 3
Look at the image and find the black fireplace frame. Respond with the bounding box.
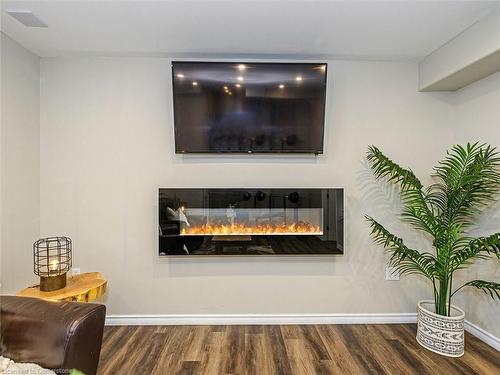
[159,188,344,256]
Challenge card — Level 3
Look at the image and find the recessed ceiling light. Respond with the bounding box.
[279,84,285,89]
[223,86,228,90]
[235,84,241,88]
[237,76,244,82]
[295,76,303,82]
[228,92,233,95]
[7,10,47,27]
[176,73,185,78]
[237,64,246,71]
[192,81,198,86]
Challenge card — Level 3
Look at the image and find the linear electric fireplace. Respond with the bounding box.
[159,188,343,256]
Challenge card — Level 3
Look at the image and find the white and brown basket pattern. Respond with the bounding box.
[416,301,465,357]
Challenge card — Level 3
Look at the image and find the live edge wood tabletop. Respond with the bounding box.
[17,272,107,303]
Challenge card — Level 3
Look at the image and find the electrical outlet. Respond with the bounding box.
[71,268,81,276]
[385,266,400,281]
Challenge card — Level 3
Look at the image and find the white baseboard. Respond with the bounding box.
[105,313,499,351]
[105,313,418,326]
[465,320,500,351]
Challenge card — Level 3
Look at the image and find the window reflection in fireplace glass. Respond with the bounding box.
[159,188,343,256]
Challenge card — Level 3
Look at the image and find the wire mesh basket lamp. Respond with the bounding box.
[34,236,72,291]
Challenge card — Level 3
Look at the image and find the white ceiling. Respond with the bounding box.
[1,1,500,60]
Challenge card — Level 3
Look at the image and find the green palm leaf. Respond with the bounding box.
[452,280,500,299]
[367,146,423,190]
[450,233,500,271]
[433,143,500,227]
[366,216,438,279]
[367,146,437,237]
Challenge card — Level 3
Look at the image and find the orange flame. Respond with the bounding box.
[180,221,322,236]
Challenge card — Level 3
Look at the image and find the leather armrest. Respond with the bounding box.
[1,295,106,375]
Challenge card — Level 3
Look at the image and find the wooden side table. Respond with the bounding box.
[17,272,107,303]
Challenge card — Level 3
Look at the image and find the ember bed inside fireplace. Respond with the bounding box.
[159,188,343,256]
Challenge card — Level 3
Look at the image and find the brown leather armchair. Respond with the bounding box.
[0,296,106,375]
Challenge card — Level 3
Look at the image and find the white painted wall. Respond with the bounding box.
[39,57,457,317]
[451,71,500,338]
[0,33,40,292]
[2,48,497,339]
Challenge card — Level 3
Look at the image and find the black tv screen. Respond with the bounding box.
[172,62,327,154]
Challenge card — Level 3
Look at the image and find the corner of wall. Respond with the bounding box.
[0,32,41,294]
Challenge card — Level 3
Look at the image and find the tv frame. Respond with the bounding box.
[171,61,328,155]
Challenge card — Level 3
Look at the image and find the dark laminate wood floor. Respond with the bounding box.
[98,324,500,375]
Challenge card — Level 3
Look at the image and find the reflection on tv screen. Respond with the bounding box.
[172,62,327,154]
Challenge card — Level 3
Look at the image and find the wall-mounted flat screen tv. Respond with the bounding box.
[172,62,327,154]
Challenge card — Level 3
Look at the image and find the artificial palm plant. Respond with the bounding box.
[366,142,500,316]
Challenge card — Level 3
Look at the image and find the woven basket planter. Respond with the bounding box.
[416,300,465,357]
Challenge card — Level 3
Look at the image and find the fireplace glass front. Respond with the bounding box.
[159,188,343,256]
